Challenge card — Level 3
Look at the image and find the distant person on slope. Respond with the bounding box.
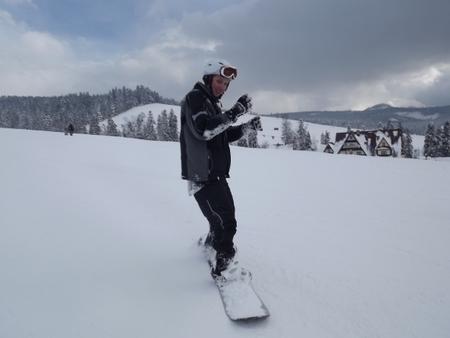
[67,123,74,136]
[180,59,261,276]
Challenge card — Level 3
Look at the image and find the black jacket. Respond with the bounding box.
[180,82,244,182]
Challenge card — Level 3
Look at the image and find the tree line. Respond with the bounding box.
[87,109,261,148]
[0,85,178,133]
[281,119,314,150]
[423,121,450,158]
[86,109,179,142]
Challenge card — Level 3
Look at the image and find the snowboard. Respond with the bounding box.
[198,236,270,321]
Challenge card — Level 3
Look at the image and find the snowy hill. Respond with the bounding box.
[100,103,348,148]
[102,103,426,152]
[99,103,181,131]
[1,128,449,338]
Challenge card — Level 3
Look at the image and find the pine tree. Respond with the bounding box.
[41,113,53,131]
[88,113,101,135]
[294,120,304,150]
[293,121,302,150]
[168,109,179,141]
[294,120,311,150]
[423,123,437,158]
[79,125,88,134]
[401,129,413,158]
[305,131,312,150]
[442,121,450,157]
[143,111,157,140]
[105,118,120,136]
[436,122,450,157]
[157,110,169,141]
[436,126,443,157]
[122,120,135,138]
[135,113,146,139]
[320,130,330,145]
[281,118,295,146]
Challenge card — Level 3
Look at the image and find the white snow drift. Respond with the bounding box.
[1,127,449,338]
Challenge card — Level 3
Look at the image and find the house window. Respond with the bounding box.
[377,148,392,156]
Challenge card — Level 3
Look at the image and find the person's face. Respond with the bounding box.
[211,75,231,97]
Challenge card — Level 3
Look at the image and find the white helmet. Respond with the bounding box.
[203,59,238,80]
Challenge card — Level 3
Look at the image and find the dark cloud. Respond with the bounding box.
[416,68,450,107]
[173,0,450,109]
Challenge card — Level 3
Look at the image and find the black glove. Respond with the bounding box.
[245,116,262,131]
[226,94,252,122]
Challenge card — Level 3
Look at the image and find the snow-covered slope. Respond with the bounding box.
[99,103,181,131]
[103,103,425,153]
[1,128,449,338]
[100,103,346,147]
[102,104,358,148]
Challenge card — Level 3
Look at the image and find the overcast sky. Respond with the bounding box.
[1,0,450,112]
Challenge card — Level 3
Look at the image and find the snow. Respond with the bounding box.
[108,103,426,155]
[107,103,348,149]
[245,114,348,149]
[99,103,181,131]
[2,127,450,338]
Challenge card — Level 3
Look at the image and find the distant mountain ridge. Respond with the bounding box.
[364,103,394,111]
[267,104,450,135]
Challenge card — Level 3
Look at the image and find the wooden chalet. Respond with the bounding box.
[329,128,402,157]
[375,136,393,156]
[323,143,335,154]
[336,131,369,156]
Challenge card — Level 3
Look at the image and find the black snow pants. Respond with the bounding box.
[194,177,237,257]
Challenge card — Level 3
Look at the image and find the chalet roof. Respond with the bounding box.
[336,131,369,155]
[335,128,402,144]
[353,134,370,155]
[323,143,335,152]
[375,131,393,148]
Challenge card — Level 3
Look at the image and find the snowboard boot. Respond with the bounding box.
[212,250,239,279]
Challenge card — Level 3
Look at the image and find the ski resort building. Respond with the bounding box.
[327,128,402,157]
[323,142,335,154]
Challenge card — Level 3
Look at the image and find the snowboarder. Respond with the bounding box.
[180,59,261,276]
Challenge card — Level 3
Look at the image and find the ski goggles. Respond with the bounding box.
[219,66,238,80]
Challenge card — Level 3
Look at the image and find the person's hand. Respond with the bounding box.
[226,94,252,122]
[237,94,252,111]
[245,116,262,131]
